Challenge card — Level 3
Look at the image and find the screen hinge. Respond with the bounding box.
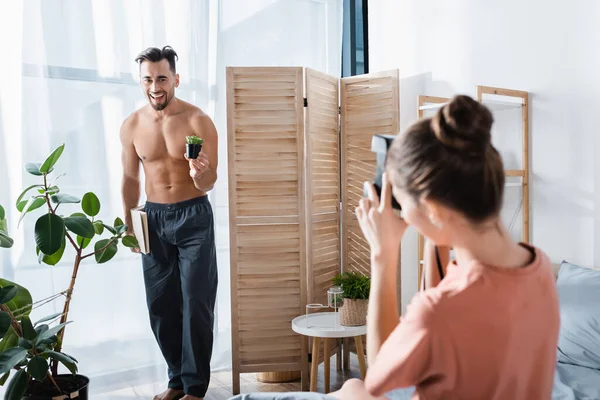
[303,97,308,107]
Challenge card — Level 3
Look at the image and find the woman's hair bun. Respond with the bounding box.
[431,95,493,155]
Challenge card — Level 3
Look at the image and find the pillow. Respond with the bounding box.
[556,260,600,369]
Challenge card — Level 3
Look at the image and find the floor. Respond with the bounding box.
[96,353,363,399]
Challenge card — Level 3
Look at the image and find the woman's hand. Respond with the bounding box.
[355,173,407,265]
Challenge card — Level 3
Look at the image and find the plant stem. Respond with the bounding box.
[64,231,78,251]
[81,237,117,260]
[0,304,22,337]
[42,174,56,214]
[46,371,62,393]
[51,252,81,376]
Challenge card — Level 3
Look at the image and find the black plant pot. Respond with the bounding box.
[23,374,89,400]
[186,143,202,159]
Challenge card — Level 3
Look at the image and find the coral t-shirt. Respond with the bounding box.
[365,244,560,399]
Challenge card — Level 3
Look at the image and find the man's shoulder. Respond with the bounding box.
[120,108,146,141]
[122,108,145,129]
[181,102,216,133]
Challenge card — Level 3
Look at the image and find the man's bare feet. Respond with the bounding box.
[180,395,203,400]
[153,388,185,400]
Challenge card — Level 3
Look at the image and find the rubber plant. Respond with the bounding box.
[0,143,139,399]
[1,204,76,400]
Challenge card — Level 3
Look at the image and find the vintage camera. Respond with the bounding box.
[364,134,402,210]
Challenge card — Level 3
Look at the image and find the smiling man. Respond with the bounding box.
[119,46,218,400]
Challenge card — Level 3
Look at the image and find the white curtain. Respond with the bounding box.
[0,0,341,396]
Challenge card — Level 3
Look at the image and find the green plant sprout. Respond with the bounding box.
[186,136,204,145]
[332,272,371,300]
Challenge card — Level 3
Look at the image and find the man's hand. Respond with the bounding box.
[185,151,210,180]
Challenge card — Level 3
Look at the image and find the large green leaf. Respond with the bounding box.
[0,286,17,305]
[76,235,91,250]
[39,143,65,173]
[0,280,32,320]
[37,237,66,266]
[4,369,28,400]
[0,370,10,386]
[122,235,139,248]
[17,338,32,350]
[27,356,48,381]
[93,220,104,235]
[114,217,124,228]
[40,351,77,375]
[24,162,43,176]
[15,185,43,207]
[64,216,94,239]
[17,197,47,227]
[16,197,45,213]
[0,231,13,249]
[0,328,18,353]
[0,218,7,234]
[20,317,36,341]
[51,193,80,204]
[34,313,62,326]
[102,224,117,235]
[0,205,4,220]
[34,213,66,255]
[0,347,28,374]
[94,239,118,264]
[35,321,71,344]
[0,312,10,338]
[81,192,100,217]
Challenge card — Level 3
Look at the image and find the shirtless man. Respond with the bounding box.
[120,46,218,400]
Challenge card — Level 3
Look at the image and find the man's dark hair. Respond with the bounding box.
[135,46,178,73]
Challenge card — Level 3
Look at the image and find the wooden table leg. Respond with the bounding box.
[354,335,367,379]
[343,338,350,371]
[336,338,342,371]
[310,337,320,392]
[323,338,330,393]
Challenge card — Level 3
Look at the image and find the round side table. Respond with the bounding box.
[292,312,367,393]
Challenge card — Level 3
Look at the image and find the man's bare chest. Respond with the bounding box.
[134,120,196,162]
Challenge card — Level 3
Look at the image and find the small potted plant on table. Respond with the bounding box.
[332,272,370,326]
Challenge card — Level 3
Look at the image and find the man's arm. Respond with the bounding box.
[120,118,141,232]
[189,113,218,192]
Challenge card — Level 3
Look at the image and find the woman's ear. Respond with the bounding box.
[421,198,446,229]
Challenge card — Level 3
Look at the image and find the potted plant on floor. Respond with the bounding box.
[1,205,81,400]
[0,143,138,399]
[332,272,370,326]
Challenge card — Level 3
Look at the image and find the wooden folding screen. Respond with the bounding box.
[227,67,308,394]
[340,70,400,277]
[227,67,400,393]
[305,68,341,307]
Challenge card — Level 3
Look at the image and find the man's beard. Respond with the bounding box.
[149,91,171,111]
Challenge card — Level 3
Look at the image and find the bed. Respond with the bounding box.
[552,261,600,400]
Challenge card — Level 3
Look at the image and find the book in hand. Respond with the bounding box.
[130,205,150,254]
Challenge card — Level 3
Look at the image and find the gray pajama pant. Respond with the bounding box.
[142,195,218,398]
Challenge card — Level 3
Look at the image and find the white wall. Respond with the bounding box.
[368,0,600,310]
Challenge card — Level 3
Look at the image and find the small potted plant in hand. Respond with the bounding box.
[186,136,203,159]
[332,272,370,326]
